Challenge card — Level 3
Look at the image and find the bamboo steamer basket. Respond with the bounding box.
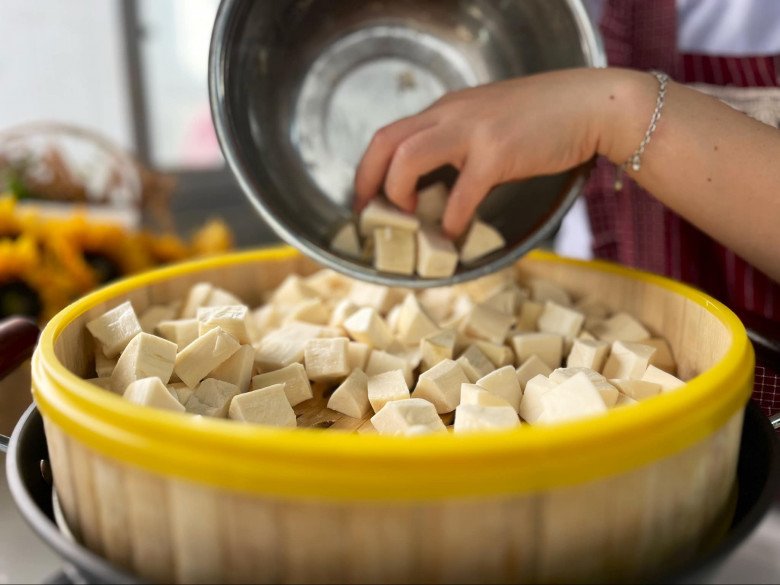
[31,246,753,584]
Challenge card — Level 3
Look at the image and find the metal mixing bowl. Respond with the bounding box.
[209,0,605,287]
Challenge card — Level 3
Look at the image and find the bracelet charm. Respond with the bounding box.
[615,71,669,191]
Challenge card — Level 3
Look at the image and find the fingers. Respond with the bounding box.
[383,124,465,213]
[353,114,437,212]
[441,158,495,238]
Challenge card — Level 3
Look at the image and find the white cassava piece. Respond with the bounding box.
[515,354,553,389]
[253,321,332,371]
[347,281,400,314]
[370,398,446,436]
[247,305,279,342]
[615,393,639,408]
[365,350,413,387]
[420,329,456,371]
[197,305,251,344]
[228,383,297,427]
[123,377,184,412]
[462,303,515,344]
[395,294,439,345]
[574,295,611,319]
[209,344,255,394]
[516,300,544,332]
[610,378,662,401]
[511,332,564,370]
[533,372,608,425]
[269,275,318,307]
[303,269,352,299]
[460,383,514,409]
[459,219,505,264]
[591,312,651,343]
[94,349,117,378]
[456,344,495,383]
[251,363,313,407]
[476,365,522,412]
[347,341,371,371]
[644,337,678,374]
[367,369,410,413]
[549,367,619,407]
[567,338,610,372]
[414,358,469,413]
[642,365,685,392]
[483,285,526,315]
[86,301,142,358]
[202,287,243,310]
[518,374,557,423]
[537,301,585,338]
[156,318,200,350]
[415,182,448,224]
[389,343,422,372]
[374,227,416,275]
[527,279,572,307]
[110,332,178,394]
[284,299,330,325]
[454,404,520,433]
[180,282,214,319]
[174,327,241,388]
[359,199,421,235]
[184,378,240,418]
[329,299,360,328]
[461,269,515,302]
[416,227,459,278]
[417,287,457,322]
[139,305,177,334]
[303,337,351,381]
[168,382,193,406]
[474,340,514,368]
[330,222,362,258]
[602,341,657,380]
[343,307,394,350]
[327,369,370,418]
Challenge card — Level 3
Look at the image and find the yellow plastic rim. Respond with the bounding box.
[32,247,754,501]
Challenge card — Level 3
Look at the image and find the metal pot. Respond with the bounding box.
[209,0,606,287]
[2,402,778,584]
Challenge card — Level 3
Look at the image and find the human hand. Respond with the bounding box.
[354,68,626,237]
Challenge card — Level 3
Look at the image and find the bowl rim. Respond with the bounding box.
[207,0,608,288]
[32,247,754,501]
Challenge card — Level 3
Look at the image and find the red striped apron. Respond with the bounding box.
[587,0,780,418]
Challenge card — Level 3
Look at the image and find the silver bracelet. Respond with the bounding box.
[614,70,669,191]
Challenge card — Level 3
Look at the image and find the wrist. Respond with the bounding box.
[594,68,669,167]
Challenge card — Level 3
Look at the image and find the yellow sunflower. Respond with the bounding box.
[136,231,190,265]
[46,213,154,290]
[0,193,236,322]
[0,235,75,321]
[0,194,45,240]
[189,218,234,257]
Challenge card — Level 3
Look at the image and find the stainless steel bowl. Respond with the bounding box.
[209,0,605,287]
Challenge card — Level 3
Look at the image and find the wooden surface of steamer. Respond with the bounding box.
[41,253,745,583]
[43,411,742,584]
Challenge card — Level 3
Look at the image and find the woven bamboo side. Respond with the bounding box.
[42,411,741,584]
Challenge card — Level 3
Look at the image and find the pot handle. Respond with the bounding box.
[0,316,41,453]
